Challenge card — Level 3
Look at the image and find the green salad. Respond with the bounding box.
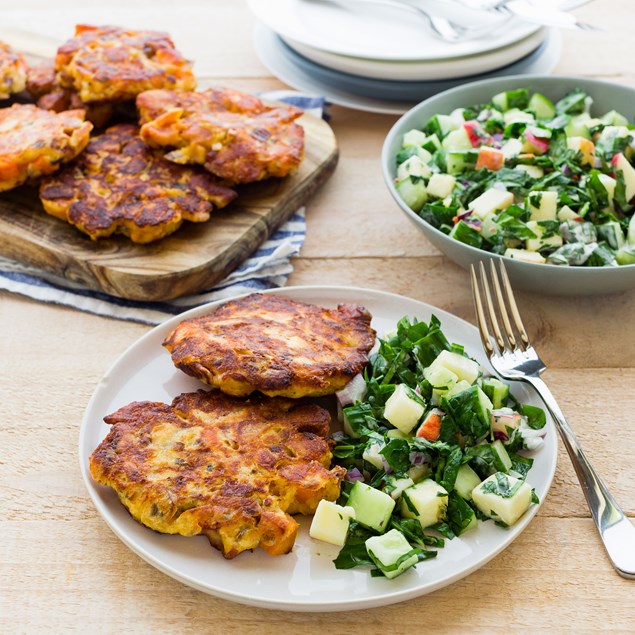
[393,87,635,267]
[309,315,547,580]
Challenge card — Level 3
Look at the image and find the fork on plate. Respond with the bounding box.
[470,259,635,579]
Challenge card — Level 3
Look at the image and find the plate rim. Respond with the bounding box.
[79,284,558,611]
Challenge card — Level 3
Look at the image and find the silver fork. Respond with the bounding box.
[308,0,511,43]
[470,259,635,579]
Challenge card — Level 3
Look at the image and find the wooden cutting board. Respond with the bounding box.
[0,112,338,301]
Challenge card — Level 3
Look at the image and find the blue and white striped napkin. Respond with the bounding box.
[0,92,326,326]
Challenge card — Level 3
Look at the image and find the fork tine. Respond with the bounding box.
[497,260,531,350]
[488,259,517,350]
[469,264,495,357]
[477,261,507,354]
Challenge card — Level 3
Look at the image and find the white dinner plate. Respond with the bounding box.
[80,286,557,611]
[246,0,539,61]
[253,23,561,114]
[281,28,546,82]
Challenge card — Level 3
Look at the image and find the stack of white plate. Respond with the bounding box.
[247,0,562,114]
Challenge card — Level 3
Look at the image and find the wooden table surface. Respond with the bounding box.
[1,1,634,632]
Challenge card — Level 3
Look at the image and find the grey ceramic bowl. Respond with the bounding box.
[381,75,635,295]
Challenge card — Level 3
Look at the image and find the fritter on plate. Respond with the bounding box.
[163,293,376,398]
[0,41,27,99]
[137,88,305,183]
[55,25,196,103]
[39,123,237,243]
[26,60,115,128]
[0,104,92,192]
[89,390,345,558]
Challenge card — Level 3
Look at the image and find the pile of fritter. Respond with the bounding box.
[90,294,376,559]
[0,26,306,242]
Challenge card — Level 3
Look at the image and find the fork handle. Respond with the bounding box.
[523,375,635,579]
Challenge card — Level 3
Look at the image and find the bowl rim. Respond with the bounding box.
[381,74,635,275]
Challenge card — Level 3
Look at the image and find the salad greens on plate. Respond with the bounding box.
[309,314,547,580]
[393,87,635,267]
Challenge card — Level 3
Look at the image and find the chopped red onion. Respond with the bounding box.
[331,431,346,442]
[409,451,429,466]
[380,455,393,474]
[345,467,364,483]
[493,430,508,441]
[456,209,472,221]
[491,133,504,142]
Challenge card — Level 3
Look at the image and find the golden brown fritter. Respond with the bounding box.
[39,123,237,243]
[55,25,196,103]
[137,88,305,183]
[89,390,345,559]
[26,60,115,128]
[0,41,27,100]
[163,293,376,398]
[0,104,92,192]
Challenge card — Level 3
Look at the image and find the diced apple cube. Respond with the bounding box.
[567,136,595,166]
[557,205,581,222]
[476,146,505,171]
[469,188,514,220]
[426,350,480,384]
[363,440,386,470]
[427,173,456,199]
[383,384,424,434]
[400,479,448,529]
[597,173,617,211]
[471,473,533,526]
[504,248,546,264]
[525,220,563,252]
[501,138,523,159]
[309,500,355,546]
[528,190,558,221]
[442,127,472,151]
[397,155,431,181]
[612,153,635,201]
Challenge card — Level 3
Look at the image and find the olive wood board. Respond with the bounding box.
[0,112,338,301]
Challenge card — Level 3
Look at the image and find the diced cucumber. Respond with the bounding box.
[397,155,431,181]
[471,472,533,527]
[450,220,482,248]
[383,383,424,434]
[616,244,635,265]
[402,129,427,148]
[491,439,512,472]
[400,479,448,529]
[447,491,478,535]
[395,176,427,212]
[424,364,458,390]
[565,113,592,139]
[407,464,430,483]
[445,379,473,398]
[503,108,534,126]
[628,213,635,245]
[597,221,626,250]
[347,481,396,533]
[454,464,481,500]
[309,500,355,547]
[424,114,458,139]
[528,92,555,119]
[601,110,629,127]
[426,350,480,385]
[492,88,529,112]
[365,529,419,579]
[481,377,510,409]
[445,150,477,175]
[421,133,441,153]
